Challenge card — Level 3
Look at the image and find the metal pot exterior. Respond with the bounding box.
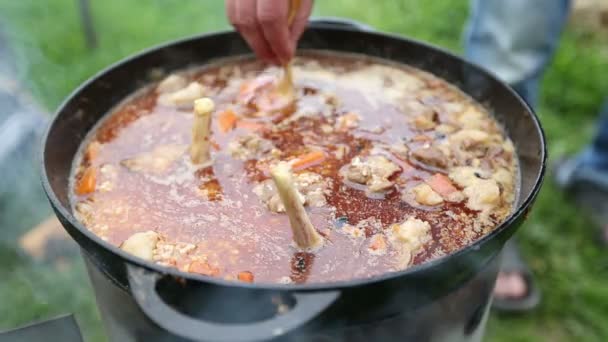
[42,27,546,342]
[85,252,499,342]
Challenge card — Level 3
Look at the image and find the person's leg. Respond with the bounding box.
[465,0,571,108]
[464,0,571,311]
[555,100,608,243]
[583,101,608,170]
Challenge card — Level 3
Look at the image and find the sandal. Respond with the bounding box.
[492,239,541,312]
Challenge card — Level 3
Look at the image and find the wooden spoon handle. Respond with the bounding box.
[276,0,302,99]
[287,0,302,26]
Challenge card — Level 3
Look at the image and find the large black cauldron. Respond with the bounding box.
[41,21,546,342]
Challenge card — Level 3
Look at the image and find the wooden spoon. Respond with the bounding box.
[275,0,302,100]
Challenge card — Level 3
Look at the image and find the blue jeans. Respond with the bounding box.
[465,0,608,170]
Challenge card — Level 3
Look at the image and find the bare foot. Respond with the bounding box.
[493,272,527,300]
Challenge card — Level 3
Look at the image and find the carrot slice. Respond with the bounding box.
[237,271,254,283]
[412,134,432,142]
[292,151,326,170]
[426,173,457,197]
[189,261,220,276]
[217,109,238,133]
[76,167,97,195]
[236,120,265,132]
[85,141,101,162]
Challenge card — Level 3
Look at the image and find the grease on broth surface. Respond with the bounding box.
[71,53,518,284]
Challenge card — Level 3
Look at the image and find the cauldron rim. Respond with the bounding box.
[41,27,547,292]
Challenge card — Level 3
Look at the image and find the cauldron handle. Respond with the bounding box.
[127,265,340,342]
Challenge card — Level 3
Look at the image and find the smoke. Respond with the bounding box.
[0,26,52,243]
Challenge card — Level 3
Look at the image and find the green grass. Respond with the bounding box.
[1,1,607,341]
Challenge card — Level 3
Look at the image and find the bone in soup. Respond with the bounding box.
[71,53,518,284]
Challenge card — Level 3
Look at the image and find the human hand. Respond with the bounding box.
[226,0,314,65]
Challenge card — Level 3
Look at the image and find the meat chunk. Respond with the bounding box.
[157,82,206,109]
[411,183,443,206]
[320,124,334,134]
[449,166,487,188]
[438,101,465,115]
[411,146,448,169]
[389,142,409,159]
[341,65,425,105]
[391,217,431,251]
[493,167,515,204]
[410,109,438,131]
[390,217,432,267]
[400,98,428,115]
[367,177,394,193]
[435,124,457,135]
[333,144,349,160]
[493,167,514,190]
[228,134,274,160]
[120,231,160,261]
[296,172,328,207]
[463,178,500,211]
[335,112,361,130]
[343,157,369,184]
[411,115,436,130]
[449,166,501,211]
[449,129,491,149]
[121,144,186,174]
[456,105,488,130]
[253,171,328,213]
[342,155,401,194]
[448,129,507,162]
[75,201,94,226]
[425,173,464,203]
[157,74,188,93]
[503,140,515,154]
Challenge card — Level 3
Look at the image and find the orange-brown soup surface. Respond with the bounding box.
[71,53,518,284]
